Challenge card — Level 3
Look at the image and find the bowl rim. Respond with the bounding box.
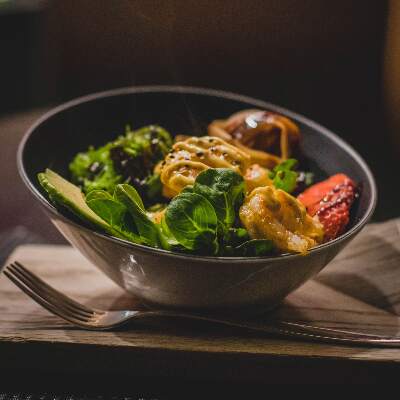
[17,85,377,263]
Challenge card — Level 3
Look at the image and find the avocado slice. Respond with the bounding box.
[38,169,123,238]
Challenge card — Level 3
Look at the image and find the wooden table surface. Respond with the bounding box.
[2,219,400,383]
[0,106,398,383]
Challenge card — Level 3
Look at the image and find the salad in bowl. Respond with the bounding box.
[39,110,358,258]
[19,87,375,310]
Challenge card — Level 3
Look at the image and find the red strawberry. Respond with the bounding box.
[297,174,357,241]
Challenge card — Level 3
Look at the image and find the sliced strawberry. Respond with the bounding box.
[297,174,357,241]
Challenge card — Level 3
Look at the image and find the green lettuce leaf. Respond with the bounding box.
[165,192,218,254]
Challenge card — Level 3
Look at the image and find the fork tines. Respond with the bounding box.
[3,261,100,326]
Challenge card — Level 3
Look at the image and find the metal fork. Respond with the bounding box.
[4,261,400,347]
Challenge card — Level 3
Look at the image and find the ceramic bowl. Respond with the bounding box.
[18,86,377,312]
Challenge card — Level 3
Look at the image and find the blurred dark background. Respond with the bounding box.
[0,0,399,243]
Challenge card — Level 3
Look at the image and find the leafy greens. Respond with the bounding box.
[269,158,299,193]
[114,184,163,248]
[193,168,245,229]
[85,190,142,243]
[162,169,273,256]
[39,167,275,257]
[69,125,172,203]
[164,192,219,254]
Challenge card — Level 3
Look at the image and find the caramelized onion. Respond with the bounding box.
[208,109,300,168]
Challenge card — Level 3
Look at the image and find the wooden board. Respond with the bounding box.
[2,219,400,383]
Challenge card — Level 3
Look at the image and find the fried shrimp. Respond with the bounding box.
[240,186,324,253]
[158,136,251,197]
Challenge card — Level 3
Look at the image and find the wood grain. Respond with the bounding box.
[1,219,400,382]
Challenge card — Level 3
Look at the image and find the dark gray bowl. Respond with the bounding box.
[18,86,377,312]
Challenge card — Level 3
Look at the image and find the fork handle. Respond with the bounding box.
[258,322,400,347]
[142,310,400,347]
